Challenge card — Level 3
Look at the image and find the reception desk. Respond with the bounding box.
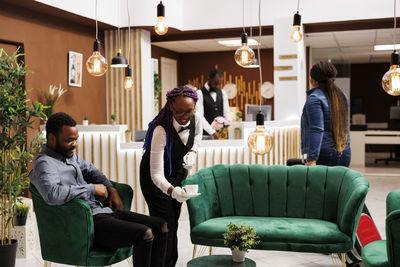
[350,130,400,167]
[69,120,300,214]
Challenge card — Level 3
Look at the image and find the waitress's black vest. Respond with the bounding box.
[201,87,224,125]
[140,117,195,187]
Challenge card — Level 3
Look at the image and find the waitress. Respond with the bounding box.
[140,86,202,267]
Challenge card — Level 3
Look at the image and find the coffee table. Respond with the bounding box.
[187,255,256,266]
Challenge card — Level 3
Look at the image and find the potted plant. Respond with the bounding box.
[110,114,117,125]
[223,222,260,262]
[236,111,243,122]
[41,83,67,120]
[82,115,89,126]
[14,202,30,226]
[154,73,162,113]
[125,129,132,142]
[0,49,45,267]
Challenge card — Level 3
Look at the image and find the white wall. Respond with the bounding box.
[36,0,396,30]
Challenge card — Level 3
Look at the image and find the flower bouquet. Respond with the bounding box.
[42,83,67,119]
[211,116,232,140]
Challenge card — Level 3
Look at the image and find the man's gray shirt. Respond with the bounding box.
[30,144,113,215]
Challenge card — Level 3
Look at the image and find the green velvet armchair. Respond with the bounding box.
[183,164,369,265]
[362,190,400,267]
[30,181,134,266]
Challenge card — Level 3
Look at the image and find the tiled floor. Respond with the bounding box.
[15,164,400,267]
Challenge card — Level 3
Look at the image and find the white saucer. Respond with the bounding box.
[187,192,201,198]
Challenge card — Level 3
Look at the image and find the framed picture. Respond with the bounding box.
[68,51,82,87]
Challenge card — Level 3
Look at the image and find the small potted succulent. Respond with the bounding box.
[82,115,89,126]
[14,202,30,226]
[223,222,260,262]
[125,129,132,143]
[236,111,243,122]
[110,114,117,125]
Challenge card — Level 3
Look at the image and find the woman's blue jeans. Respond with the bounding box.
[316,146,351,167]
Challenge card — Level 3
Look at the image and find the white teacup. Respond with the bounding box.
[183,184,198,194]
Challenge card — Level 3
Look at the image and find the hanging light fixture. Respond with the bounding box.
[124,0,134,90]
[155,1,168,35]
[111,28,128,68]
[124,66,134,90]
[235,0,255,67]
[382,0,400,96]
[290,0,303,43]
[247,0,273,155]
[86,0,108,76]
[244,26,260,69]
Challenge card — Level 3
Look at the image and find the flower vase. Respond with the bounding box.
[218,127,228,140]
[231,249,246,262]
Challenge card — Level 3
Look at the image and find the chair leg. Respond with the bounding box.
[339,253,345,267]
[192,244,197,259]
[126,256,134,267]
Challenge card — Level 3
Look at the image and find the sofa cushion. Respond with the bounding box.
[191,216,351,252]
[362,240,389,267]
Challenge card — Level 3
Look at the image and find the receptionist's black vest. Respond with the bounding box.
[201,86,224,124]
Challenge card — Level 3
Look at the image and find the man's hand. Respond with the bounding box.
[212,132,219,139]
[306,160,316,166]
[94,184,108,201]
[107,186,124,211]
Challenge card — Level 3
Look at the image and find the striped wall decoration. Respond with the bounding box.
[105,28,144,132]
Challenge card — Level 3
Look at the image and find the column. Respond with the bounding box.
[273,17,307,121]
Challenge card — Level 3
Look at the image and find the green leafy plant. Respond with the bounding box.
[110,114,117,121]
[125,129,132,133]
[0,49,46,245]
[223,222,260,252]
[41,83,67,119]
[14,202,30,218]
[236,111,243,118]
[83,115,88,121]
[154,73,162,100]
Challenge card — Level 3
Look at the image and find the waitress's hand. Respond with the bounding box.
[306,160,316,166]
[171,186,190,203]
[182,151,196,170]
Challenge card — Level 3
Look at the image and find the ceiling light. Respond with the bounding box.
[247,0,273,155]
[111,28,128,68]
[124,65,134,90]
[218,39,259,47]
[374,44,400,51]
[234,32,255,67]
[86,0,107,76]
[382,0,400,96]
[155,1,168,35]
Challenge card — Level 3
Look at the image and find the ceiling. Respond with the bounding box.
[152,28,400,64]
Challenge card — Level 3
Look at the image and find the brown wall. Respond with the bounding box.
[178,49,274,119]
[151,45,181,83]
[350,63,397,123]
[0,4,108,127]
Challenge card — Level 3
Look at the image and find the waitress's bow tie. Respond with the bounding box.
[178,123,193,133]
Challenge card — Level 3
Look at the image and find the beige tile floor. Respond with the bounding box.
[16,163,400,267]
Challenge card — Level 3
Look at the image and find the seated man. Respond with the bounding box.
[30,112,167,267]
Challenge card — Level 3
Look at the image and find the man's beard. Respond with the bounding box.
[55,141,74,158]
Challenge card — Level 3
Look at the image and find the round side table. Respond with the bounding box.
[187,255,256,266]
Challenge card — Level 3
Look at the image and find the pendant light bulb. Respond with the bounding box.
[382,51,400,96]
[124,66,134,91]
[247,111,273,155]
[290,12,303,43]
[155,1,168,35]
[86,40,108,76]
[234,32,255,67]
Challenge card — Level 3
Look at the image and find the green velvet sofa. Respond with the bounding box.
[362,190,400,267]
[183,164,369,259]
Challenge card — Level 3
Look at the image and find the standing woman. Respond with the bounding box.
[140,86,202,267]
[301,61,351,167]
